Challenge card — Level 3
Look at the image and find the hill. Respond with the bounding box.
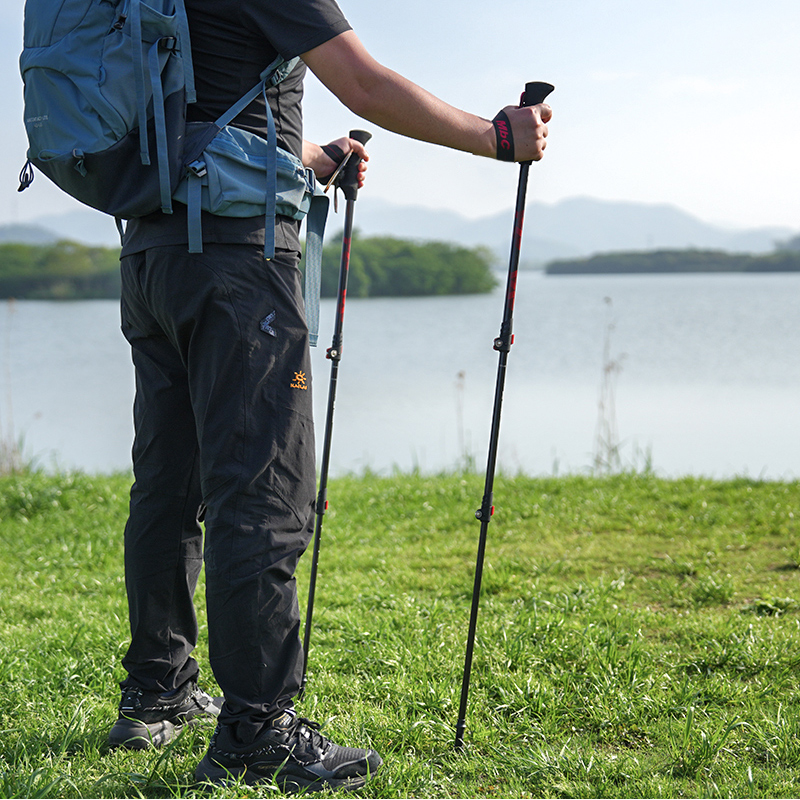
[4,197,795,267]
[0,223,59,245]
[352,196,795,265]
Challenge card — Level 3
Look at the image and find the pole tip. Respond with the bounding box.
[455,719,467,750]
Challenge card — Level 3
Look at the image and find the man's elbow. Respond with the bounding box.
[336,80,380,120]
[303,32,391,121]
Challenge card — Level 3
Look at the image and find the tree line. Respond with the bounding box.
[0,234,497,300]
[0,241,121,299]
[318,231,497,297]
[545,247,800,275]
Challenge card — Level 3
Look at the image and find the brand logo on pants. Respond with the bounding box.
[259,311,277,337]
[291,371,308,390]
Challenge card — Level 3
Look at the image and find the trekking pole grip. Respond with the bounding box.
[349,129,372,145]
[521,81,554,108]
[517,82,554,166]
[341,129,372,201]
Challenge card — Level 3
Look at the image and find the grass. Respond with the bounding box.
[2,469,800,797]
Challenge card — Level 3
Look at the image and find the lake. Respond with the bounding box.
[2,271,799,479]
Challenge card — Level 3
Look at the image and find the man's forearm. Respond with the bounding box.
[302,31,496,158]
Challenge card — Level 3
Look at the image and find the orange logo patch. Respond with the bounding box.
[290,371,308,390]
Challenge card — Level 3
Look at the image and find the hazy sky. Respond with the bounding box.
[3,0,798,232]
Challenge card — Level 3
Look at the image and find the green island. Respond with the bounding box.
[2,467,800,797]
[319,231,497,297]
[546,238,800,275]
[0,241,120,300]
[0,233,497,300]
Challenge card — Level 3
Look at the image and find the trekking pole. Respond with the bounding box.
[299,129,372,701]
[454,82,554,749]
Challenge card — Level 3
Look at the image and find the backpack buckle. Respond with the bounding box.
[187,159,207,178]
[159,36,177,50]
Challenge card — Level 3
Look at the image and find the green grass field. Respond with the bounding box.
[2,469,800,798]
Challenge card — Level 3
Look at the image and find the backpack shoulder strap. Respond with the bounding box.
[261,55,300,87]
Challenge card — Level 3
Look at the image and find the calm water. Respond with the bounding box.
[2,271,800,478]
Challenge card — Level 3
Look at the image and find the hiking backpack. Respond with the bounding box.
[18,0,329,344]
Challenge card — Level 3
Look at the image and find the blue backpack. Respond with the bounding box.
[18,0,329,344]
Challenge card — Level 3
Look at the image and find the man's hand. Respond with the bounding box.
[494,102,552,163]
[302,136,369,188]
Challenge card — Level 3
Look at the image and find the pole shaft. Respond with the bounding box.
[455,81,552,747]
[299,199,356,700]
[299,129,371,699]
[455,160,531,750]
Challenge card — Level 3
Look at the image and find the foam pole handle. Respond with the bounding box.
[340,129,372,202]
[521,81,554,108]
[349,129,372,145]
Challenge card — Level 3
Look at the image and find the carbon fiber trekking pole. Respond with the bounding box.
[300,129,372,700]
[454,82,554,749]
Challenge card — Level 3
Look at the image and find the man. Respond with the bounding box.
[107,0,551,792]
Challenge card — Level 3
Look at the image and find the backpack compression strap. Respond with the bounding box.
[131,0,196,214]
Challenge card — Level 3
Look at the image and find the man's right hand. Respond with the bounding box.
[496,102,552,163]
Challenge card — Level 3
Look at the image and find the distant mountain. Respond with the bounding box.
[0,210,119,248]
[3,197,795,265]
[27,209,121,248]
[345,199,582,266]
[351,197,795,266]
[0,223,60,245]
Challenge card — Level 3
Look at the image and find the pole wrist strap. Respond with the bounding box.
[318,143,345,185]
[492,110,515,162]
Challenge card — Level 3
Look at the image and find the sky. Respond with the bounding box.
[2,0,798,233]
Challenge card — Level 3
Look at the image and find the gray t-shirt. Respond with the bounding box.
[121,0,351,257]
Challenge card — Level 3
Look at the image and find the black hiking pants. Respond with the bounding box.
[119,243,315,742]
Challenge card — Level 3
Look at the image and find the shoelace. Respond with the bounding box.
[120,686,144,710]
[284,716,328,752]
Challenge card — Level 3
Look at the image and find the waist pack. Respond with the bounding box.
[18,0,329,345]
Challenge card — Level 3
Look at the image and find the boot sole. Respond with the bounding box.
[108,713,216,750]
[108,718,178,750]
[194,753,371,793]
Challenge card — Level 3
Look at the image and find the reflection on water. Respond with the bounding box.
[2,272,800,478]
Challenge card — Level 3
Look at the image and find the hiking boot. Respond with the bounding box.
[108,679,223,750]
[194,709,382,792]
